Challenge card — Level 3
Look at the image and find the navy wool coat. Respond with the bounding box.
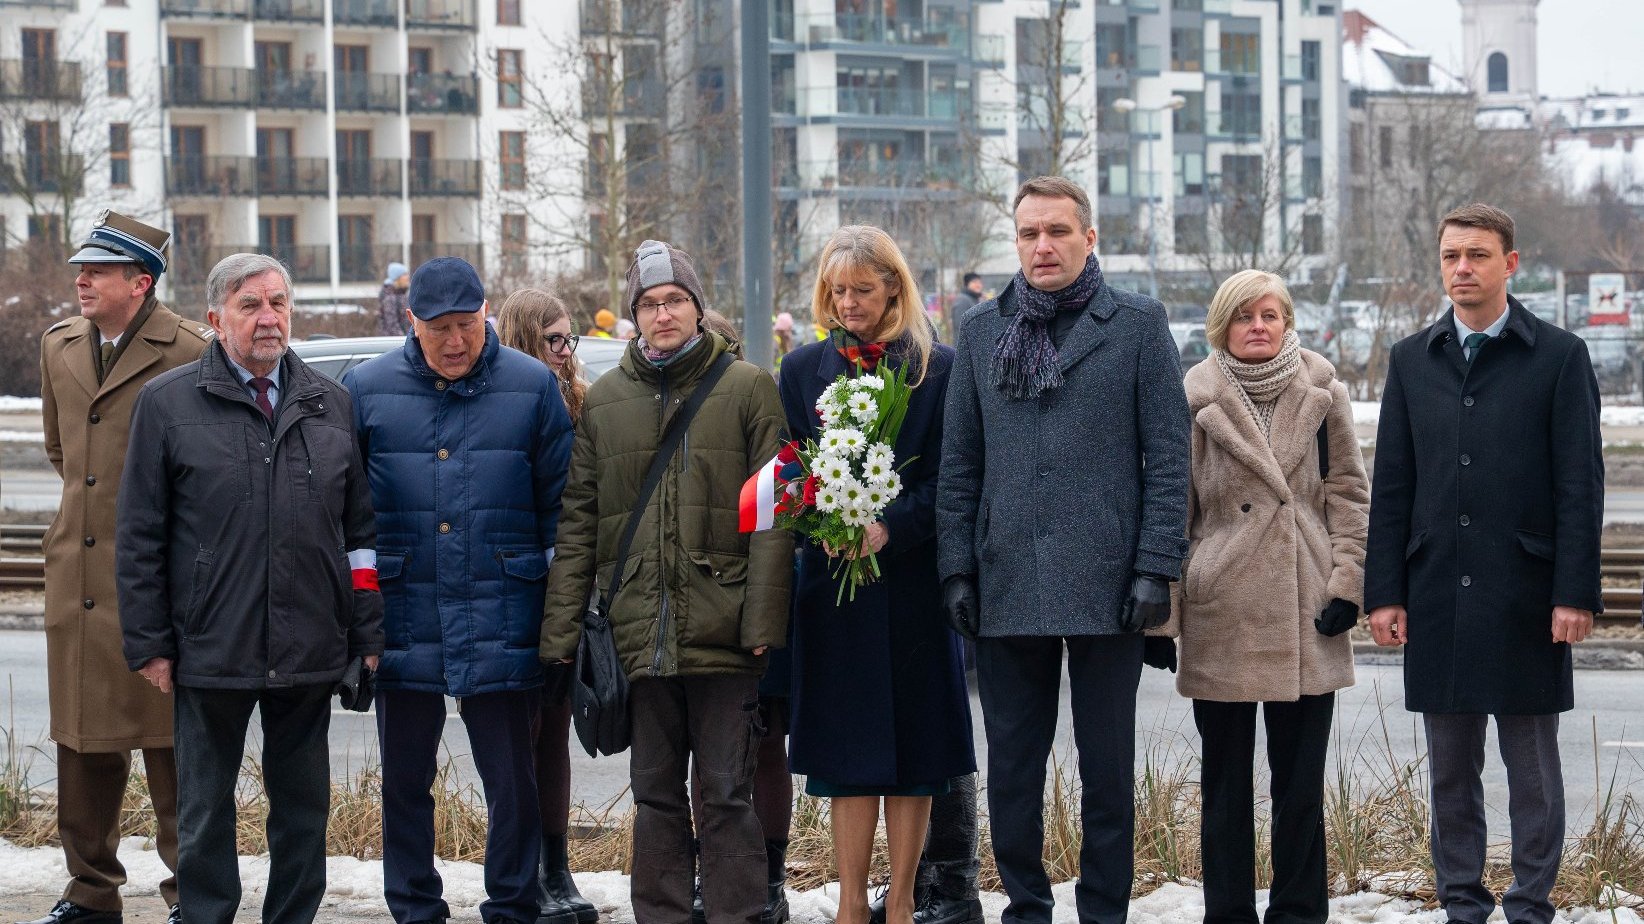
[781,339,975,789]
[343,327,574,696]
[936,278,1192,636]
[1364,299,1602,714]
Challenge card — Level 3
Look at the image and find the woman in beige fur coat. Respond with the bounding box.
[1167,269,1370,924]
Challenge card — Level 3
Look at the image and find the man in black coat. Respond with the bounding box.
[936,176,1190,924]
[1365,203,1602,924]
[118,253,384,924]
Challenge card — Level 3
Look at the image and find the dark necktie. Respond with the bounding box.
[249,377,275,421]
[1463,332,1489,364]
[99,341,114,378]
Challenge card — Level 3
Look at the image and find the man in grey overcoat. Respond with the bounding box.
[1365,203,1602,924]
[936,176,1190,924]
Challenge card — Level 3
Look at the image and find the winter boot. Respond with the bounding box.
[762,840,790,924]
[538,833,598,924]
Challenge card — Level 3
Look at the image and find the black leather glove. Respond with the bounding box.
[1142,636,1177,673]
[943,574,980,641]
[1119,573,1172,633]
[1315,598,1360,637]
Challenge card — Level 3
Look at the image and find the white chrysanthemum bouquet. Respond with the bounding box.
[773,365,915,603]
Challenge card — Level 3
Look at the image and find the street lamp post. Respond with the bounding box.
[1112,95,1187,301]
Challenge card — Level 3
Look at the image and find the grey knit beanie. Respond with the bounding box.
[623,239,707,322]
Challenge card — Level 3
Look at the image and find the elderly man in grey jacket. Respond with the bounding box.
[936,176,1190,924]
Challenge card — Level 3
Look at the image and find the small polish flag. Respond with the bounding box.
[348,549,380,591]
[739,456,787,533]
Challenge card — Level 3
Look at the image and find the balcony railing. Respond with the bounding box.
[256,71,325,110]
[257,157,329,195]
[0,0,78,8]
[582,79,663,118]
[166,155,257,197]
[159,0,250,16]
[810,85,966,121]
[340,244,403,283]
[163,66,257,107]
[406,0,476,30]
[803,13,968,54]
[830,158,973,191]
[333,72,400,112]
[407,73,478,114]
[265,244,330,283]
[253,0,323,21]
[334,0,397,27]
[336,158,402,197]
[171,245,245,284]
[0,60,82,102]
[0,154,84,195]
[410,242,481,271]
[408,158,481,197]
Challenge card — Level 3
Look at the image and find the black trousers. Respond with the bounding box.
[629,674,765,924]
[975,634,1142,924]
[919,772,980,900]
[173,683,333,924]
[378,688,543,924]
[1193,694,1335,924]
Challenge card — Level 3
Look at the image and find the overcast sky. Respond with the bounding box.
[1348,0,1644,97]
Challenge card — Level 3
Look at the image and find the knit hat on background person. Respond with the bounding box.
[67,209,170,279]
[622,239,707,322]
[593,308,617,331]
[615,318,636,338]
[384,261,408,285]
[407,256,485,321]
[774,312,795,333]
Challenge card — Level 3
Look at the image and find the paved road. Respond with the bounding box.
[2,630,1639,837]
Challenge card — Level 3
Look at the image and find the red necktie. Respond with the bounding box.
[249,377,275,421]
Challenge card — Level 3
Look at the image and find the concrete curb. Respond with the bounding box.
[1352,641,1644,670]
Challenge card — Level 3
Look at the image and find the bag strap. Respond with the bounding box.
[600,352,736,613]
[1316,421,1329,479]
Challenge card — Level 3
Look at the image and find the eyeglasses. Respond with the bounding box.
[544,332,580,353]
[634,294,695,316]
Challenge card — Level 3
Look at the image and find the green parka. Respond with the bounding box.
[541,333,793,678]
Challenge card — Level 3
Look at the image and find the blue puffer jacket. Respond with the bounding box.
[342,326,573,696]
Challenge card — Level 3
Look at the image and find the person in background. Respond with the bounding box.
[493,287,596,924]
[343,257,574,924]
[1365,203,1602,924]
[541,240,792,924]
[29,211,210,924]
[1165,269,1369,924]
[117,253,383,924]
[379,262,411,336]
[783,225,975,924]
[773,312,795,359]
[616,317,638,340]
[948,273,984,342]
[587,308,617,339]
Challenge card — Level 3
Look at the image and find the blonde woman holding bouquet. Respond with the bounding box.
[779,226,975,924]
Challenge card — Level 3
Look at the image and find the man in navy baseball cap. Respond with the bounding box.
[403,256,488,379]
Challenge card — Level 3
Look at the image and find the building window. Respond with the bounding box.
[1224,88,1262,137]
[109,123,130,186]
[107,32,127,97]
[1175,151,1205,196]
[500,131,526,189]
[1303,155,1322,199]
[1221,154,1262,194]
[29,213,63,245]
[1302,214,1324,255]
[502,213,527,272]
[497,49,523,107]
[1174,92,1205,134]
[697,66,726,114]
[1175,212,1207,253]
[1302,98,1320,141]
[1220,33,1260,74]
[1487,52,1508,93]
[1096,24,1131,69]
[1378,125,1394,170]
[1349,123,1364,174]
[1171,28,1202,73]
[498,0,520,25]
[1301,41,1320,82]
[1097,147,1129,197]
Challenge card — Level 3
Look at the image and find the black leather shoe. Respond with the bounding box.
[14,901,121,924]
[166,905,181,924]
[912,894,984,924]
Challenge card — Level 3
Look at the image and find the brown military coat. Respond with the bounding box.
[41,297,212,752]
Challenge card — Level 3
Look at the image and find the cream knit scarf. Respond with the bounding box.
[1216,329,1301,439]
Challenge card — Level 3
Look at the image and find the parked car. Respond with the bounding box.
[289,333,629,382]
[1571,325,1637,395]
[1178,327,1211,373]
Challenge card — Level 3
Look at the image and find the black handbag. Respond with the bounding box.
[572,353,734,758]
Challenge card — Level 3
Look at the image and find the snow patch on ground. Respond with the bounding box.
[0,430,44,441]
[0,397,43,412]
[3,839,1641,924]
[1603,406,1644,427]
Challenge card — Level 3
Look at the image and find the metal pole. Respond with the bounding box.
[740,1,774,371]
[1145,119,1159,300]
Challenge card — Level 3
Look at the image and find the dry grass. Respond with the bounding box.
[0,715,1639,915]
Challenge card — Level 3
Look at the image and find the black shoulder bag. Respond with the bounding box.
[572,352,735,758]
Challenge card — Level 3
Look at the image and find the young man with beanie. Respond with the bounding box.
[342,256,575,924]
[542,240,793,924]
[29,211,212,924]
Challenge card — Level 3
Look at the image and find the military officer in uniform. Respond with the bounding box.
[24,211,212,924]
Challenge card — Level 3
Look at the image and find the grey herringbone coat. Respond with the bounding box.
[936,277,1191,637]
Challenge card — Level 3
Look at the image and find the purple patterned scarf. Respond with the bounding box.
[992,254,1104,399]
